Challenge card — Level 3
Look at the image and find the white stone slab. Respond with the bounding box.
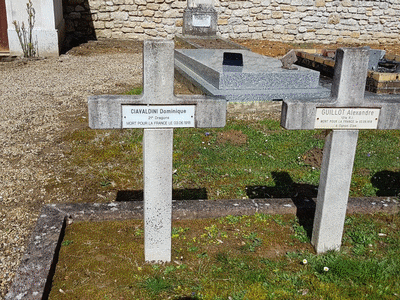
[122,105,195,128]
[144,128,173,262]
[311,130,359,253]
[314,107,380,129]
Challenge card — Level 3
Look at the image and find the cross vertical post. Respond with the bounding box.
[142,40,175,262]
[311,48,368,253]
[143,128,173,262]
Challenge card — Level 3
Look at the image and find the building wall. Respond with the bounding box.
[6,0,65,56]
[64,0,400,44]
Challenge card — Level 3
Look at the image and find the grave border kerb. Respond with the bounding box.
[4,197,399,300]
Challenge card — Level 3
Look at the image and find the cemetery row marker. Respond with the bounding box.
[281,47,400,253]
[88,40,226,262]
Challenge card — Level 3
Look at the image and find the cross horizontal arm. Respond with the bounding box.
[281,95,400,130]
[88,94,226,129]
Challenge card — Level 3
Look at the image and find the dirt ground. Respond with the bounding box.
[68,37,400,58]
[66,37,400,98]
[237,39,400,57]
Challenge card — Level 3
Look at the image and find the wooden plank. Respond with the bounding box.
[0,0,9,52]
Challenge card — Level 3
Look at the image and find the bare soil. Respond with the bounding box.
[217,129,248,146]
[237,39,400,57]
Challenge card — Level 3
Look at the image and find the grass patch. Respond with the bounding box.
[125,87,143,95]
[50,213,400,299]
[52,112,400,203]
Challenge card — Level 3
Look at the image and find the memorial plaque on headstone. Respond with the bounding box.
[183,0,217,36]
[88,40,226,262]
[192,14,212,27]
[281,48,400,253]
[223,52,243,67]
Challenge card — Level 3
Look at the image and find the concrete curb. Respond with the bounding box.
[5,197,399,300]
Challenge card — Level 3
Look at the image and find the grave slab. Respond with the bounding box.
[175,49,331,102]
[5,197,400,300]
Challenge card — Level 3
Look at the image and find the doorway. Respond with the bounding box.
[0,0,9,52]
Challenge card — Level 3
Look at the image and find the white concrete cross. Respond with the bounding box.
[88,40,226,262]
[281,48,400,253]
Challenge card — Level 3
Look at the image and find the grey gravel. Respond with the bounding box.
[0,51,142,298]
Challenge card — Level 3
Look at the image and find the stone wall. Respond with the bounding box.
[216,0,400,44]
[63,0,400,44]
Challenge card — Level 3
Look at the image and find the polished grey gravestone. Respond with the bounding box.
[175,49,330,102]
[281,48,400,253]
[88,40,226,262]
[183,0,217,36]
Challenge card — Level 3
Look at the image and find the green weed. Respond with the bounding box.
[291,218,310,243]
[241,232,262,252]
[140,276,173,295]
[61,240,73,246]
[125,87,143,95]
[172,227,189,238]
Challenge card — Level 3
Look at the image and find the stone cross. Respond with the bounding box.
[281,48,400,253]
[88,40,226,262]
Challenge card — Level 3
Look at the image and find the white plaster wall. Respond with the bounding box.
[40,0,55,28]
[5,0,64,57]
[6,0,43,26]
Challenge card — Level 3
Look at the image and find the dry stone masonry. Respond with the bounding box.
[63,0,400,43]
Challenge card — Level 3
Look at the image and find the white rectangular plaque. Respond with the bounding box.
[192,14,211,27]
[315,107,380,129]
[122,105,195,128]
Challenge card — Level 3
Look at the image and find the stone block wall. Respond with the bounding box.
[216,0,400,44]
[63,0,400,44]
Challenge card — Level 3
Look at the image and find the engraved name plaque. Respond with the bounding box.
[315,108,380,129]
[122,105,195,128]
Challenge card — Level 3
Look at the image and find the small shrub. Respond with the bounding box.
[13,0,37,58]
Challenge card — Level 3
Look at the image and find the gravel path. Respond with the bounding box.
[0,51,142,298]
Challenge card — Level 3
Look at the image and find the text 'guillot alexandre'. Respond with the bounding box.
[122,105,195,128]
[314,108,381,129]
